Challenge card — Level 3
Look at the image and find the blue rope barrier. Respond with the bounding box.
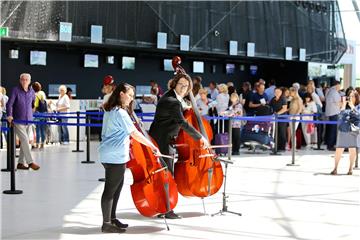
[7,112,339,128]
[33,114,87,119]
[13,120,102,127]
[1,127,9,132]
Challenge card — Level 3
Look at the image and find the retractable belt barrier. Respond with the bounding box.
[3,111,350,195]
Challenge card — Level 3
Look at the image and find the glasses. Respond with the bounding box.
[177,82,189,89]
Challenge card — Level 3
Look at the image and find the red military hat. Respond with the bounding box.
[103,75,114,85]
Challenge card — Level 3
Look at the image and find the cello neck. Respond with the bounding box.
[188,91,209,141]
[131,111,152,140]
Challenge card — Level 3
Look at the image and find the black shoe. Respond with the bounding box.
[327,147,336,151]
[232,151,240,155]
[101,222,126,233]
[111,219,128,229]
[164,210,182,219]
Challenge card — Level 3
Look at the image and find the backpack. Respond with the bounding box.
[36,96,48,113]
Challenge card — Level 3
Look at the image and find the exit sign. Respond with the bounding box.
[0,27,9,37]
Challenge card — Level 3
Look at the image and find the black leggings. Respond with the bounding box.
[101,163,126,223]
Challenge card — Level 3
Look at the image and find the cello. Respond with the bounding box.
[172,56,224,197]
[126,110,178,220]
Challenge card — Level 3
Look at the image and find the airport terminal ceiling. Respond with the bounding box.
[1,1,347,63]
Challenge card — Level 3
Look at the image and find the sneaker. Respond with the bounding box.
[29,162,40,171]
[17,163,29,170]
[111,219,128,229]
[62,142,69,145]
[101,222,126,233]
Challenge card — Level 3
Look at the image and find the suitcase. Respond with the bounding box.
[214,119,229,155]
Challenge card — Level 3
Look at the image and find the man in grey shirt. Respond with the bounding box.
[325,80,341,151]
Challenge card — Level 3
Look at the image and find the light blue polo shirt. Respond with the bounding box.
[98,107,136,164]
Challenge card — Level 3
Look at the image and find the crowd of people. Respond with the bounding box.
[1,72,359,234]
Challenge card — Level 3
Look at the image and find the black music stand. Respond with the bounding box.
[212,118,242,217]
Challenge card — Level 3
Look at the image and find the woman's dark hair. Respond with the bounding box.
[349,90,360,106]
[103,83,134,112]
[345,87,354,97]
[32,82,42,92]
[303,92,313,102]
[168,73,192,94]
[192,83,201,96]
[228,86,236,95]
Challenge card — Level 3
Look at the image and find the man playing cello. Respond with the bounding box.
[149,73,210,219]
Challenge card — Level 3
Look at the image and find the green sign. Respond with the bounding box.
[0,27,9,37]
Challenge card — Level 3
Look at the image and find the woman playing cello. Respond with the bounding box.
[99,83,160,233]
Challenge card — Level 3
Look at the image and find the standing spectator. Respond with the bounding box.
[102,75,115,106]
[208,81,219,101]
[301,93,318,149]
[330,90,360,175]
[6,73,40,170]
[192,76,203,88]
[248,82,269,116]
[0,87,9,145]
[223,93,243,155]
[240,82,252,115]
[192,82,201,101]
[196,88,211,116]
[66,87,73,100]
[1,86,9,119]
[288,87,303,149]
[325,80,341,151]
[0,90,4,122]
[150,80,163,99]
[56,85,70,144]
[269,87,288,151]
[265,78,276,102]
[32,82,48,149]
[215,84,230,115]
[216,84,230,133]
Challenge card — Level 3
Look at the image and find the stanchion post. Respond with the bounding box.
[2,123,11,172]
[3,124,23,194]
[271,114,280,155]
[72,111,84,152]
[228,117,233,157]
[287,119,299,166]
[0,126,3,149]
[81,115,95,164]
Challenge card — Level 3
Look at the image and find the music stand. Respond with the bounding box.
[212,118,242,217]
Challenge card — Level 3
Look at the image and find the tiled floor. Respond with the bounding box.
[1,142,359,240]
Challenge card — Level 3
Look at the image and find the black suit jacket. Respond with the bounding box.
[149,90,202,149]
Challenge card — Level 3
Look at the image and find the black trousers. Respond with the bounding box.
[232,128,241,153]
[277,122,287,150]
[101,163,126,222]
[326,115,338,149]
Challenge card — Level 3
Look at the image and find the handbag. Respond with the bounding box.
[306,123,315,134]
[350,123,360,133]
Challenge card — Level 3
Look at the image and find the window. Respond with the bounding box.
[30,51,46,66]
[122,56,135,70]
